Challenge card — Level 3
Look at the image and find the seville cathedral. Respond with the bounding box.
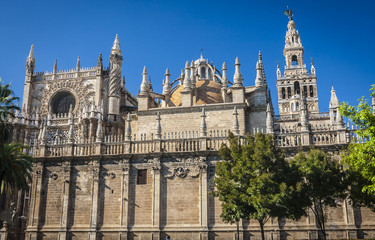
[2,13,375,240]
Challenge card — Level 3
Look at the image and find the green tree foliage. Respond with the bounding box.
[340,84,375,210]
[0,79,34,193]
[214,132,309,240]
[292,149,346,240]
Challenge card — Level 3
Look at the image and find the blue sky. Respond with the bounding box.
[1,0,374,114]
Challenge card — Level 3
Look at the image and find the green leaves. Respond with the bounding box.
[214,132,307,240]
[340,85,375,209]
[0,143,34,193]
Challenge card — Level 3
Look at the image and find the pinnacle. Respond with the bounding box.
[190,60,195,68]
[165,68,170,75]
[185,61,189,69]
[28,44,34,59]
[111,34,121,54]
[143,66,147,74]
[235,57,240,65]
[222,62,227,69]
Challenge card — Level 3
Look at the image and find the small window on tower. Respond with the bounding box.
[287,87,291,98]
[303,86,307,97]
[201,67,206,79]
[294,81,300,95]
[282,88,286,99]
[292,55,298,65]
[309,86,314,97]
[137,169,147,185]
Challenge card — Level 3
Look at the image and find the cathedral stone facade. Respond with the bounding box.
[4,16,375,240]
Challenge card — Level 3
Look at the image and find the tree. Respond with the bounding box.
[0,79,34,193]
[292,149,347,240]
[340,84,375,210]
[213,132,309,240]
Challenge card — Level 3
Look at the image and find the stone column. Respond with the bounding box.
[343,199,357,239]
[88,160,100,240]
[199,158,208,240]
[26,161,44,240]
[152,159,161,239]
[120,160,130,240]
[58,161,71,240]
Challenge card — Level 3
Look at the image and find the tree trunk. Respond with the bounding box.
[258,220,265,240]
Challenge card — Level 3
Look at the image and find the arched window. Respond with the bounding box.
[294,81,300,95]
[291,103,294,112]
[296,102,299,111]
[303,86,307,97]
[309,86,314,97]
[287,87,291,98]
[51,91,76,114]
[201,67,206,79]
[281,88,286,99]
[292,55,298,65]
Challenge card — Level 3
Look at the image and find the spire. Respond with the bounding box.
[311,58,316,75]
[125,113,132,141]
[111,34,121,54]
[140,66,148,94]
[221,62,228,88]
[155,112,161,139]
[183,61,191,91]
[232,106,239,135]
[53,59,57,74]
[200,107,207,137]
[76,56,80,71]
[233,57,243,86]
[329,86,339,109]
[26,44,35,65]
[266,103,274,134]
[148,77,153,92]
[276,61,281,79]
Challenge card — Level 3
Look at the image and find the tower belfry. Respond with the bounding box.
[276,10,319,116]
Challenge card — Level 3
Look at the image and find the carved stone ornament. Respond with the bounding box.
[40,79,95,116]
[50,173,58,180]
[165,166,200,179]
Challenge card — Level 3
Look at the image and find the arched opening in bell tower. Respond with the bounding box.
[294,81,300,95]
[292,55,298,66]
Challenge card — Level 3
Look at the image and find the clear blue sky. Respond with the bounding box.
[1,0,374,114]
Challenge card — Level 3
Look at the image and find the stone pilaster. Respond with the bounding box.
[343,199,357,239]
[26,161,44,240]
[152,159,162,239]
[58,161,71,240]
[88,160,100,240]
[199,157,208,240]
[120,160,130,239]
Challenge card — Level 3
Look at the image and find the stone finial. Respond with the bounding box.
[255,60,264,88]
[311,58,316,75]
[95,114,103,143]
[232,106,239,135]
[233,57,243,86]
[329,86,339,109]
[125,113,131,141]
[200,107,207,137]
[140,66,149,94]
[183,61,191,91]
[76,56,80,71]
[97,53,103,68]
[266,102,274,134]
[221,62,228,88]
[155,112,161,139]
[53,59,57,74]
[26,44,35,65]
[276,61,281,79]
[111,34,121,54]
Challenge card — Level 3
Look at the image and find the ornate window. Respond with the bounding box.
[51,91,76,114]
[292,55,298,65]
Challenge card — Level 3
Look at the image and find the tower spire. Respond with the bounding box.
[76,56,80,71]
[140,66,149,94]
[53,59,57,74]
[111,34,121,54]
[183,61,191,91]
[27,44,35,64]
[221,62,228,88]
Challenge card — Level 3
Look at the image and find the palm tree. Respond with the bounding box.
[0,143,33,193]
[0,79,34,193]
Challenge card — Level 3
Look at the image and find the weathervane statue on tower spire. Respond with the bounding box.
[284,6,293,20]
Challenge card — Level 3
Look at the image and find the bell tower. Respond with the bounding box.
[276,9,319,116]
